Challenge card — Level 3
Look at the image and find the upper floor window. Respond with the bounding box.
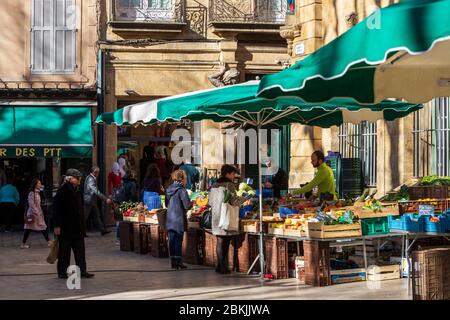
[31,0,76,74]
[115,0,178,21]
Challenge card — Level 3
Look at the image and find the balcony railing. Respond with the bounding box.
[209,0,287,24]
[113,0,185,23]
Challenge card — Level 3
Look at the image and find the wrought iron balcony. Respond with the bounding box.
[209,0,287,24]
[113,0,185,23]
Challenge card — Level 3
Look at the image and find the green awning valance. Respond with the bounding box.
[0,106,93,158]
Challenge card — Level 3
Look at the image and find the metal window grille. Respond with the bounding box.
[413,98,450,177]
[338,121,377,187]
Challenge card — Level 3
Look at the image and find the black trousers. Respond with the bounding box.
[84,203,106,232]
[216,235,233,272]
[57,237,87,276]
[0,202,16,231]
[23,229,50,243]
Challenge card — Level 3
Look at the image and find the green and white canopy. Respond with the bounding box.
[96,81,421,128]
[257,0,450,104]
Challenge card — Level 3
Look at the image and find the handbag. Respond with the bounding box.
[46,237,59,264]
[23,204,34,223]
[200,208,212,230]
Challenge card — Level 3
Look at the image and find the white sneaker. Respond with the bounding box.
[20,244,30,249]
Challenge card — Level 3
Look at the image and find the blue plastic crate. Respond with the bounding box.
[388,214,425,232]
[424,215,449,233]
[279,207,299,217]
[255,188,273,198]
[143,191,161,210]
[239,205,254,218]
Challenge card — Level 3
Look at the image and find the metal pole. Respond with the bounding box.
[257,121,265,279]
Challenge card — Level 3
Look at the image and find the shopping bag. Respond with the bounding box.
[46,237,59,264]
[219,202,239,232]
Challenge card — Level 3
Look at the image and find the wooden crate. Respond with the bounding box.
[354,205,399,219]
[182,228,204,265]
[307,222,362,239]
[408,185,450,200]
[150,224,168,258]
[144,217,158,224]
[331,268,366,284]
[264,236,288,279]
[303,240,331,287]
[367,264,400,281]
[283,228,306,238]
[188,221,201,229]
[119,221,134,252]
[203,230,217,267]
[399,199,448,214]
[268,227,285,236]
[134,224,150,255]
[241,220,260,233]
[412,246,450,300]
[129,216,139,223]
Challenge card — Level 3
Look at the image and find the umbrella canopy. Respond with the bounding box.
[96,81,421,128]
[256,0,450,104]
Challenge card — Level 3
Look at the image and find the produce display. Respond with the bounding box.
[362,199,383,212]
[236,182,256,197]
[420,175,450,186]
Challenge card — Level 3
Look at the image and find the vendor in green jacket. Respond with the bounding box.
[293,150,337,201]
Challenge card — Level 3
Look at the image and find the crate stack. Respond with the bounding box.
[264,236,288,279]
[134,224,151,255]
[303,240,331,286]
[412,247,450,300]
[236,234,260,273]
[182,228,204,265]
[349,239,378,267]
[339,158,363,198]
[119,221,134,252]
[203,230,218,267]
[150,224,168,258]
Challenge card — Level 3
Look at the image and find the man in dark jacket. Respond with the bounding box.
[264,159,289,198]
[53,169,94,279]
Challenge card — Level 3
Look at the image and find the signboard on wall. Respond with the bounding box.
[0,146,92,158]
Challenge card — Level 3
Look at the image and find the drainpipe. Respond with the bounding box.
[97,49,106,193]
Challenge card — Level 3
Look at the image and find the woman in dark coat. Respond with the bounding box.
[165,170,193,270]
[141,163,164,201]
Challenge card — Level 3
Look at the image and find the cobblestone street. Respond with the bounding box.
[0,230,409,300]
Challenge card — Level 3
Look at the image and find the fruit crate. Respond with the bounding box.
[182,228,204,265]
[203,230,218,267]
[408,185,450,200]
[150,224,168,258]
[119,221,134,252]
[133,223,150,255]
[367,264,400,281]
[283,227,306,237]
[388,214,426,233]
[264,236,288,279]
[353,204,399,219]
[423,215,449,233]
[268,226,285,236]
[361,217,389,236]
[412,247,450,300]
[303,240,331,286]
[398,199,448,214]
[330,268,366,284]
[307,222,362,239]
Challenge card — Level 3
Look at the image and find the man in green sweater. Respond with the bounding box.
[293,150,337,201]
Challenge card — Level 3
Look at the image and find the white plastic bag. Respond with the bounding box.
[219,202,239,232]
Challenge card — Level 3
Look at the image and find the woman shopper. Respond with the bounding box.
[209,165,247,274]
[141,163,164,200]
[108,162,123,196]
[165,170,193,269]
[21,179,51,249]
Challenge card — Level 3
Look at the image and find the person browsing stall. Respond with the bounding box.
[263,158,289,198]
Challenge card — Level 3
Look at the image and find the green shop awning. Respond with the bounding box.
[0,106,93,158]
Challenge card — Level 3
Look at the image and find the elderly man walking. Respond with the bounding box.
[53,169,94,279]
[84,166,112,236]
